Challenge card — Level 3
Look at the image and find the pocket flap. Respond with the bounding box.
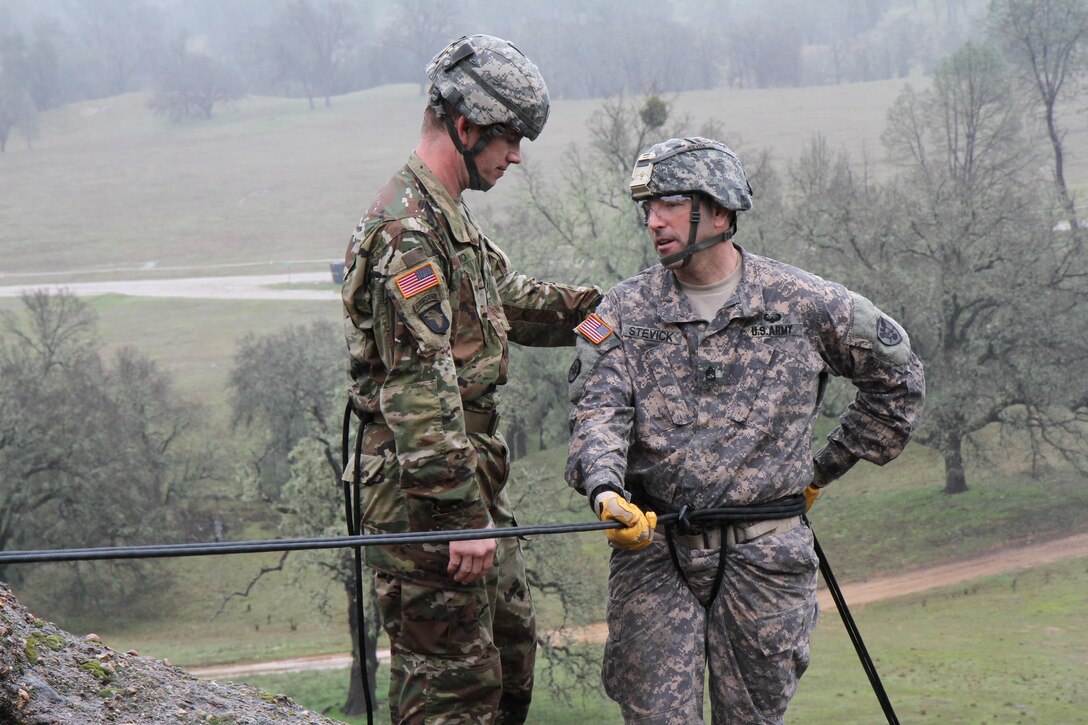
[342,452,387,485]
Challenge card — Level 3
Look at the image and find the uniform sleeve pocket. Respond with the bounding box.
[379,379,445,459]
[385,260,453,357]
[407,495,487,532]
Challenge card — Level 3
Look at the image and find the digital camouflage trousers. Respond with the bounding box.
[602,524,819,724]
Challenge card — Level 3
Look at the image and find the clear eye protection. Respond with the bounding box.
[636,195,693,225]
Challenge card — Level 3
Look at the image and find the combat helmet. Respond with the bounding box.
[427,34,550,191]
[629,137,753,267]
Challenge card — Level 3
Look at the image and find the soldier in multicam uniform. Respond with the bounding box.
[342,35,601,724]
[566,137,925,724]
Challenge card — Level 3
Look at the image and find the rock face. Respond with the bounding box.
[0,583,341,724]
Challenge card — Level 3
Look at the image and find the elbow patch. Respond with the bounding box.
[849,292,912,366]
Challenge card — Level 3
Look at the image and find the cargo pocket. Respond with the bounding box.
[472,431,510,506]
[342,451,388,487]
[755,599,817,657]
[601,593,640,705]
[398,580,494,656]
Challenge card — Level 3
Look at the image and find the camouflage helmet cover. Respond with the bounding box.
[426,34,550,140]
[629,137,753,212]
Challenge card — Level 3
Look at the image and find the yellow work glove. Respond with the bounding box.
[803,484,821,512]
[596,491,657,550]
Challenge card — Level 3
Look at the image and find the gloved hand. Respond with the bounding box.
[596,491,657,550]
[803,484,821,512]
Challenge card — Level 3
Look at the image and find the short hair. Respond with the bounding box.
[421,94,462,137]
[699,194,734,225]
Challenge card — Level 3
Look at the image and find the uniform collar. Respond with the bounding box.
[656,244,768,327]
[727,244,769,321]
[407,152,482,246]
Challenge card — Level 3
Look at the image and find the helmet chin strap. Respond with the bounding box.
[437,109,506,192]
[659,194,735,268]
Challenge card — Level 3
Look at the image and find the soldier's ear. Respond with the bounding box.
[454,115,478,147]
[711,203,732,231]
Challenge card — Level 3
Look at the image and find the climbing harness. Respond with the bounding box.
[638,494,900,724]
[657,496,807,609]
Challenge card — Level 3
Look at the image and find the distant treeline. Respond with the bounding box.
[0,0,979,138]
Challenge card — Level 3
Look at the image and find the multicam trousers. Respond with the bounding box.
[602,523,819,724]
[375,485,536,725]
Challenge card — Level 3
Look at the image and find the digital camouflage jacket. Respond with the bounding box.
[565,246,925,512]
[343,153,600,581]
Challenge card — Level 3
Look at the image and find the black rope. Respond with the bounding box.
[0,520,633,564]
[0,497,899,724]
[342,401,375,725]
[0,501,809,565]
[810,521,900,725]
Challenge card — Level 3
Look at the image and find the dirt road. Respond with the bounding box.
[188,531,1088,680]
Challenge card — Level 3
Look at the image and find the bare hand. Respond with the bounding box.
[448,525,496,584]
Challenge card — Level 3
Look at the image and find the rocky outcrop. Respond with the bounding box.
[0,583,340,724]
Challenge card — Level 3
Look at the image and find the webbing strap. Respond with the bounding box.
[660,497,804,620]
[638,494,807,525]
[663,522,729,611]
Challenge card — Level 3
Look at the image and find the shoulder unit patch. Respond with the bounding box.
[876,316,903,347]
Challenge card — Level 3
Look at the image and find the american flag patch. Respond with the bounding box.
[575,313,614,345]
[395,262,440,298]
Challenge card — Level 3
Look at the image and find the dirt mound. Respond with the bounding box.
[0,583,339,724]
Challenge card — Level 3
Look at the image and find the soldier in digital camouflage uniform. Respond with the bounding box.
[565,137,925,724]
[341,34,601,724]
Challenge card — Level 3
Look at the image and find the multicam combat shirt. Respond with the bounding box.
[565,247,925,511]
[343,154,600,566]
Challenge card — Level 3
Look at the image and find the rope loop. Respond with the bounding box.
[675,504,698,535]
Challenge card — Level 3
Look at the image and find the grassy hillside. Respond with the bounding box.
[8,77,1085,281]
[236,555,1088,724]
[88,294,339,404]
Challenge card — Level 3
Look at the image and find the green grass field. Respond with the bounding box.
[89,295,341,406]
[234,557,1088,724]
